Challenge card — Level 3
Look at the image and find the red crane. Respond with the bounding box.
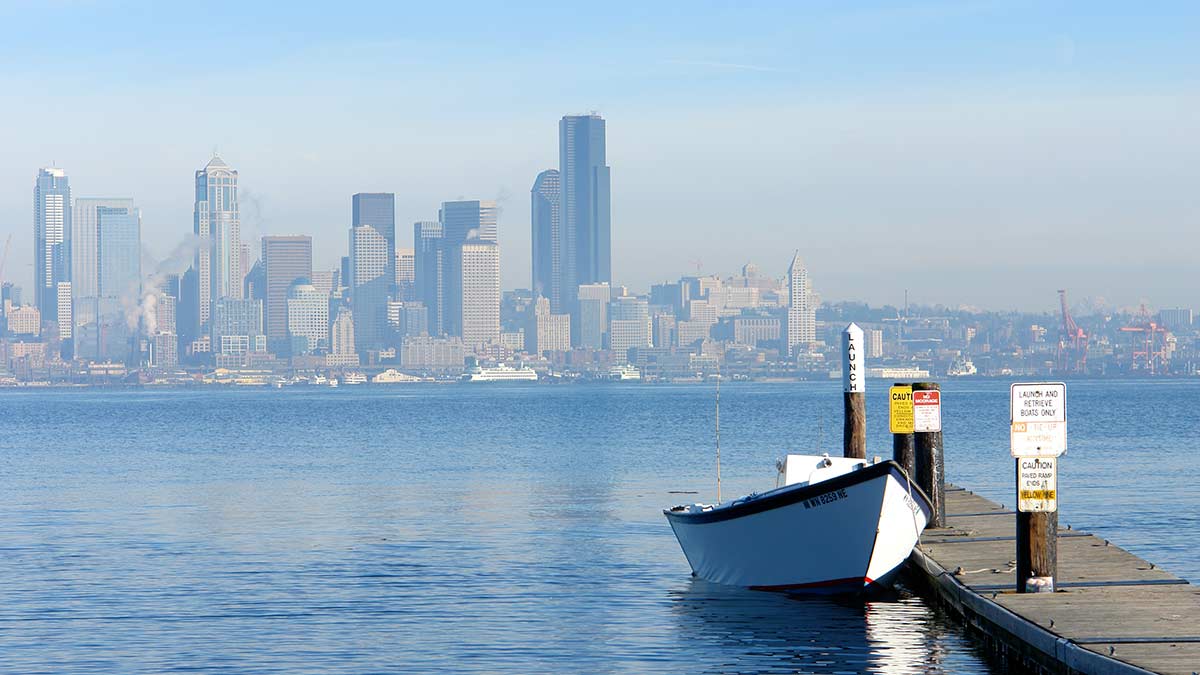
[1119,304,1169,374]
[1056,289,1088,375]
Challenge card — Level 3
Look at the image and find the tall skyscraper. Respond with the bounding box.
[439,200,498,344]
[558,115,611,313]
[786,252,816,357]
[261,235,312,354]
[530,169,561,310]
[413,221,444,335]
[459,241,501,351]
[286,282,329,355]
[576,281,611,349]
[72,199,141,360]
[609,295,650,362]
[352,193,396,287]
[34,168,71,321]
[193,155,242,341]
[395,247,415,300]
[349,224,390,352]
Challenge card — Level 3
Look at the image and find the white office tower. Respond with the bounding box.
[786,252,816,357]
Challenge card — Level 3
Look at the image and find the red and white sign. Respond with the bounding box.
[912,390,942,432]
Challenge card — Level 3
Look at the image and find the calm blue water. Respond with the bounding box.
[1,380,1196,674]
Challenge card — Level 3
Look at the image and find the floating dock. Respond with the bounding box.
[909,485,1200,675]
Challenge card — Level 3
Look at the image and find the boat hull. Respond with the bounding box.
[664,461,930,592]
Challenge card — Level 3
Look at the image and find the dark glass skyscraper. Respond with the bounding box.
[350,194,395,354]
[352,193,396,282]
[530,169,561,310]
[413,221,444,336]
[558,114,611,313]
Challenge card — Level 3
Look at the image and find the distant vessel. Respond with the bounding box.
[372,368,422,384]
[609,364,642,381]
[461,363,538,382]
[341,372,367,385]
[947,356,977,377]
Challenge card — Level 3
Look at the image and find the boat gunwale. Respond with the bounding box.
[663,460,932,526]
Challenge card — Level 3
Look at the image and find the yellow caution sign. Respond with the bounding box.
[889,385,914,434]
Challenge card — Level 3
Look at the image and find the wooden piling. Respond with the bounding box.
[841,323,866,459]
[1016,506,1058,592]
[913,381,945,528]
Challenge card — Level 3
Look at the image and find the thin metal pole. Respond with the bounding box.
[715,361,722,503]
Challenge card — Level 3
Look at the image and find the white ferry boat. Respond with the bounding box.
[947,356,978,377]
[461,363,538,383]
[372,368,422,384]
[609,364,642,381]
[341,372,367,385]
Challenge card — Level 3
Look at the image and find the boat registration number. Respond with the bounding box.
[802,488,848,509]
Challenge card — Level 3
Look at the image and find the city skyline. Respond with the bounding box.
[2,3,1197,311]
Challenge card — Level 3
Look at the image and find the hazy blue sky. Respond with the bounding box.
[1,1,1196,311]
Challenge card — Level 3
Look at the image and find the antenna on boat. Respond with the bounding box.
[715,360,722,503]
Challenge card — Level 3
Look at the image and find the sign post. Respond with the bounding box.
[842,323,866,459]
[889,383,916,476]
[1011,382,1066,593]
[913,382,945,528]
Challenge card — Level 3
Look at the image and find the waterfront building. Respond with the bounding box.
[212,298,263,356]
[8,305,41,336]
[459,241,501,351]
[395,247,415,300]
[732,317,781,348]
[349,224,390,353]
[400,335,465,372]
[34,168,71,321]
[414,221,445,335]
[527,296,570,355]
[150,332,179,368]
[500,330,525,352]
[531,169,562,310]
[558,114,611,313]
[286,282,329,355]
[786,252,816,356]
[609,295,650,362]
[192,155,242,340]
[261,235,312,354]
[327,306,359,366]
[866,328,884,358]
[576,281,611,349]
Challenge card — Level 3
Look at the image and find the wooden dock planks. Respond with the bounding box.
[910,485,1200,675]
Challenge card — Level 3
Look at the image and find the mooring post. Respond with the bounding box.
[913,381,945,527]
[1016,501,1058,593]
[891,382,916,477]
[841,323,866,459]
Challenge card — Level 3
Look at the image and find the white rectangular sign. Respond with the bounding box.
[1017,456,1058,513]
[913,389,942,432]
[1010,382,1066,458]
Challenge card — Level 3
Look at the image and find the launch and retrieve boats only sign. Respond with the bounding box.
[1010,382,1066,458]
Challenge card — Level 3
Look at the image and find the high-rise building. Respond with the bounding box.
[310,271,337,300]
[530,169,561,310]
[34,168,71,321]
[527,296,570,355]
[352,193,396,285]
[413,221,445,335]
[261,235,312,354]
[787,252,816,356]
[286,282,329,355]
[71,199,141,360]
[327,306,359,366]
[439,200,498,342]
[558,114,611,313]
[609,295,650,362]
[576,282,610,349]
[349,224,390,353]
[459,242,501,351]
[212,298,263,356]
[395,247,416,300]
[56,282,73,342]
[193,155,242,340]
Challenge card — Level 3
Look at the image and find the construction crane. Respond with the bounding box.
[1056,289,1088,375]
[1119,304,1169,374]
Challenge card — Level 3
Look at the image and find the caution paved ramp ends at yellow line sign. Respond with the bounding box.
[1017,456,1058,513]
[889,385,914,434]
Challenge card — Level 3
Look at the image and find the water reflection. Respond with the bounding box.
[671,578,981,674]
